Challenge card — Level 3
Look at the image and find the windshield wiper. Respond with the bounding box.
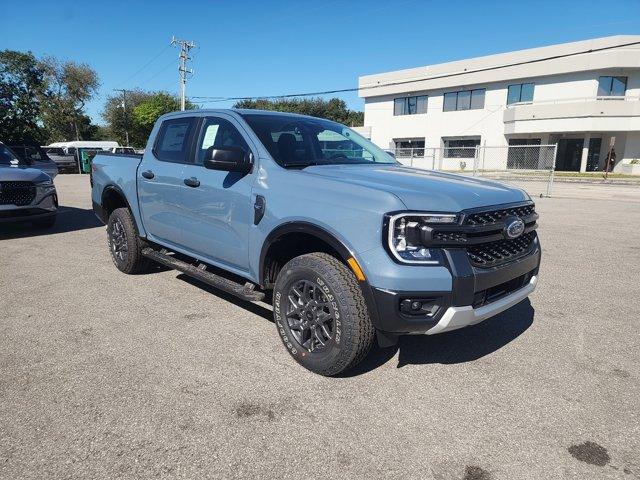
[283,161,319,169]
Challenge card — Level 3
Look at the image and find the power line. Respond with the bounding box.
[189,39,640,103]
[138,57,177,88]
[171,36,196,111]
[114,44,172,89]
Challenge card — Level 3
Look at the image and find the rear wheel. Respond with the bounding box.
[107,207,151,274]
[273,252,375,376]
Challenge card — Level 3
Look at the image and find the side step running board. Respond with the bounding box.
[141,247,265,302]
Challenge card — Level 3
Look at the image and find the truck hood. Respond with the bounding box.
[0,166,51,183]
[302,164,529,211]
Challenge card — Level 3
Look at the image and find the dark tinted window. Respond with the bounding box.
[507,83,534,104]
[0,144,20,165]
[393,95,427,115]
[457,90,471,110]
[443,92,457,111]
[520,83,534,102]
[154,117,196,163]
[443,89,485,111]
[241,113,395,167]
[196,117,250,165]
[394,98,404,115]
[598,76,627,96]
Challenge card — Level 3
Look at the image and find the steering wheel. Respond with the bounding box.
[328,153,348,161]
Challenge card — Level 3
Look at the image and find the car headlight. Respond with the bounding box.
[35,180,56,194]
[386,212,458,264]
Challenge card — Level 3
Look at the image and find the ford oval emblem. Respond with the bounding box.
[504,216,525,239]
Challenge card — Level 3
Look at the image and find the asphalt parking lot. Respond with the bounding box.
[1,175,639,479]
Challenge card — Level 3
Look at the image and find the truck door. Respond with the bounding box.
[180,115,255,273]
[137,117,197,248]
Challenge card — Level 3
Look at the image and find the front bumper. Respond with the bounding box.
[365,238,541,336]
[0,192,58,223]
[426,275,537,335]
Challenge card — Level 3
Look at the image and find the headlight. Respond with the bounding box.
[35,180,56,194]
[386,212,458,264]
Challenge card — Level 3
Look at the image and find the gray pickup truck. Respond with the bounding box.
[91,109,541,376]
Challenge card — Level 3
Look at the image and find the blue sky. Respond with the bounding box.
[2,0,639,124]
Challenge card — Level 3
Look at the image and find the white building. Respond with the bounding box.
[358,36,640,173]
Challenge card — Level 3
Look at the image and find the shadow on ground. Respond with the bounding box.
[342,299,535,376]
[0,206,103,239]
[174,272,534,377]
[177,274,274,321]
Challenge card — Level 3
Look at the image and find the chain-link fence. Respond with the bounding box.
[396,144,558,197]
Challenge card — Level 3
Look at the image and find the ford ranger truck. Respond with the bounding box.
[91,110,540,376]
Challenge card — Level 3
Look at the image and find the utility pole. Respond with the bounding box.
[171,36,196,110]
[113,88,130,146]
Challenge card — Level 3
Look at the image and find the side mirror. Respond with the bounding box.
[203,146,252,174]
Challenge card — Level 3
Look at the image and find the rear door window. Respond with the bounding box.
[154,117,197,163]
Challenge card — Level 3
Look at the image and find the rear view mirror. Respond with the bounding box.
[203,147,252,174]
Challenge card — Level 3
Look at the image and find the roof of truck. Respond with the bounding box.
[160,109,333,122]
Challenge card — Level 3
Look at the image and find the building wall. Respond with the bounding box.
[364,70,640,152]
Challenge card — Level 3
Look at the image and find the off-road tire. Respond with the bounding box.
[107,207,151,274]
[32,216,56,229]
[273,252,375,376]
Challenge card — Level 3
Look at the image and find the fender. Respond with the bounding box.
[96,184,142,233]
[260,221,355,282]
[259,221,382,329]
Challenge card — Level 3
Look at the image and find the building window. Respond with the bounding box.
[598,76,627,97]
[394,138,425,157]
[442,137,480,158]
[507,83,534,105]
[393,95,427,115]
[443,89,485,111]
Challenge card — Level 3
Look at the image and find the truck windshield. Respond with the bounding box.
[240,113,396,168]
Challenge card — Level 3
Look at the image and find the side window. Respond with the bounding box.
[196,117,249,165]
[154,117,196,163]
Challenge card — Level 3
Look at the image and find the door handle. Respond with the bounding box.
[184,177,200,188]
[141,170,154,179]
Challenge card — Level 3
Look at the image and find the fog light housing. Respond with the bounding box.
[400,298,438,316]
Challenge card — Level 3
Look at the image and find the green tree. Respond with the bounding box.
[40,57,100,141]
[102,90,153,147]
[0,50,47,144]
[101,91,194,147]
[233,97,364,126]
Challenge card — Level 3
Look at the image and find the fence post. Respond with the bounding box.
[546,144,558,197]
[473,146,480,176]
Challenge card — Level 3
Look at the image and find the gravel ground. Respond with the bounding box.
[1,175,639,480]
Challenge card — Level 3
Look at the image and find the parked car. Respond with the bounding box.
[0,143,58,228]
[6,144,58,179]
[91,109,540,376]
[43,147,78,174]
[109,147,137,155]
[44,141,121,174]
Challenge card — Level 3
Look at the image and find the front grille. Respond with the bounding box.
[467,231,536,268]
[433,231,467,243]
[472,270,534,308]
[464,204,535,226]
[0,181,36,206]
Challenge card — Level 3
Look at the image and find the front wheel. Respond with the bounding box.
[273,253,375,376]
